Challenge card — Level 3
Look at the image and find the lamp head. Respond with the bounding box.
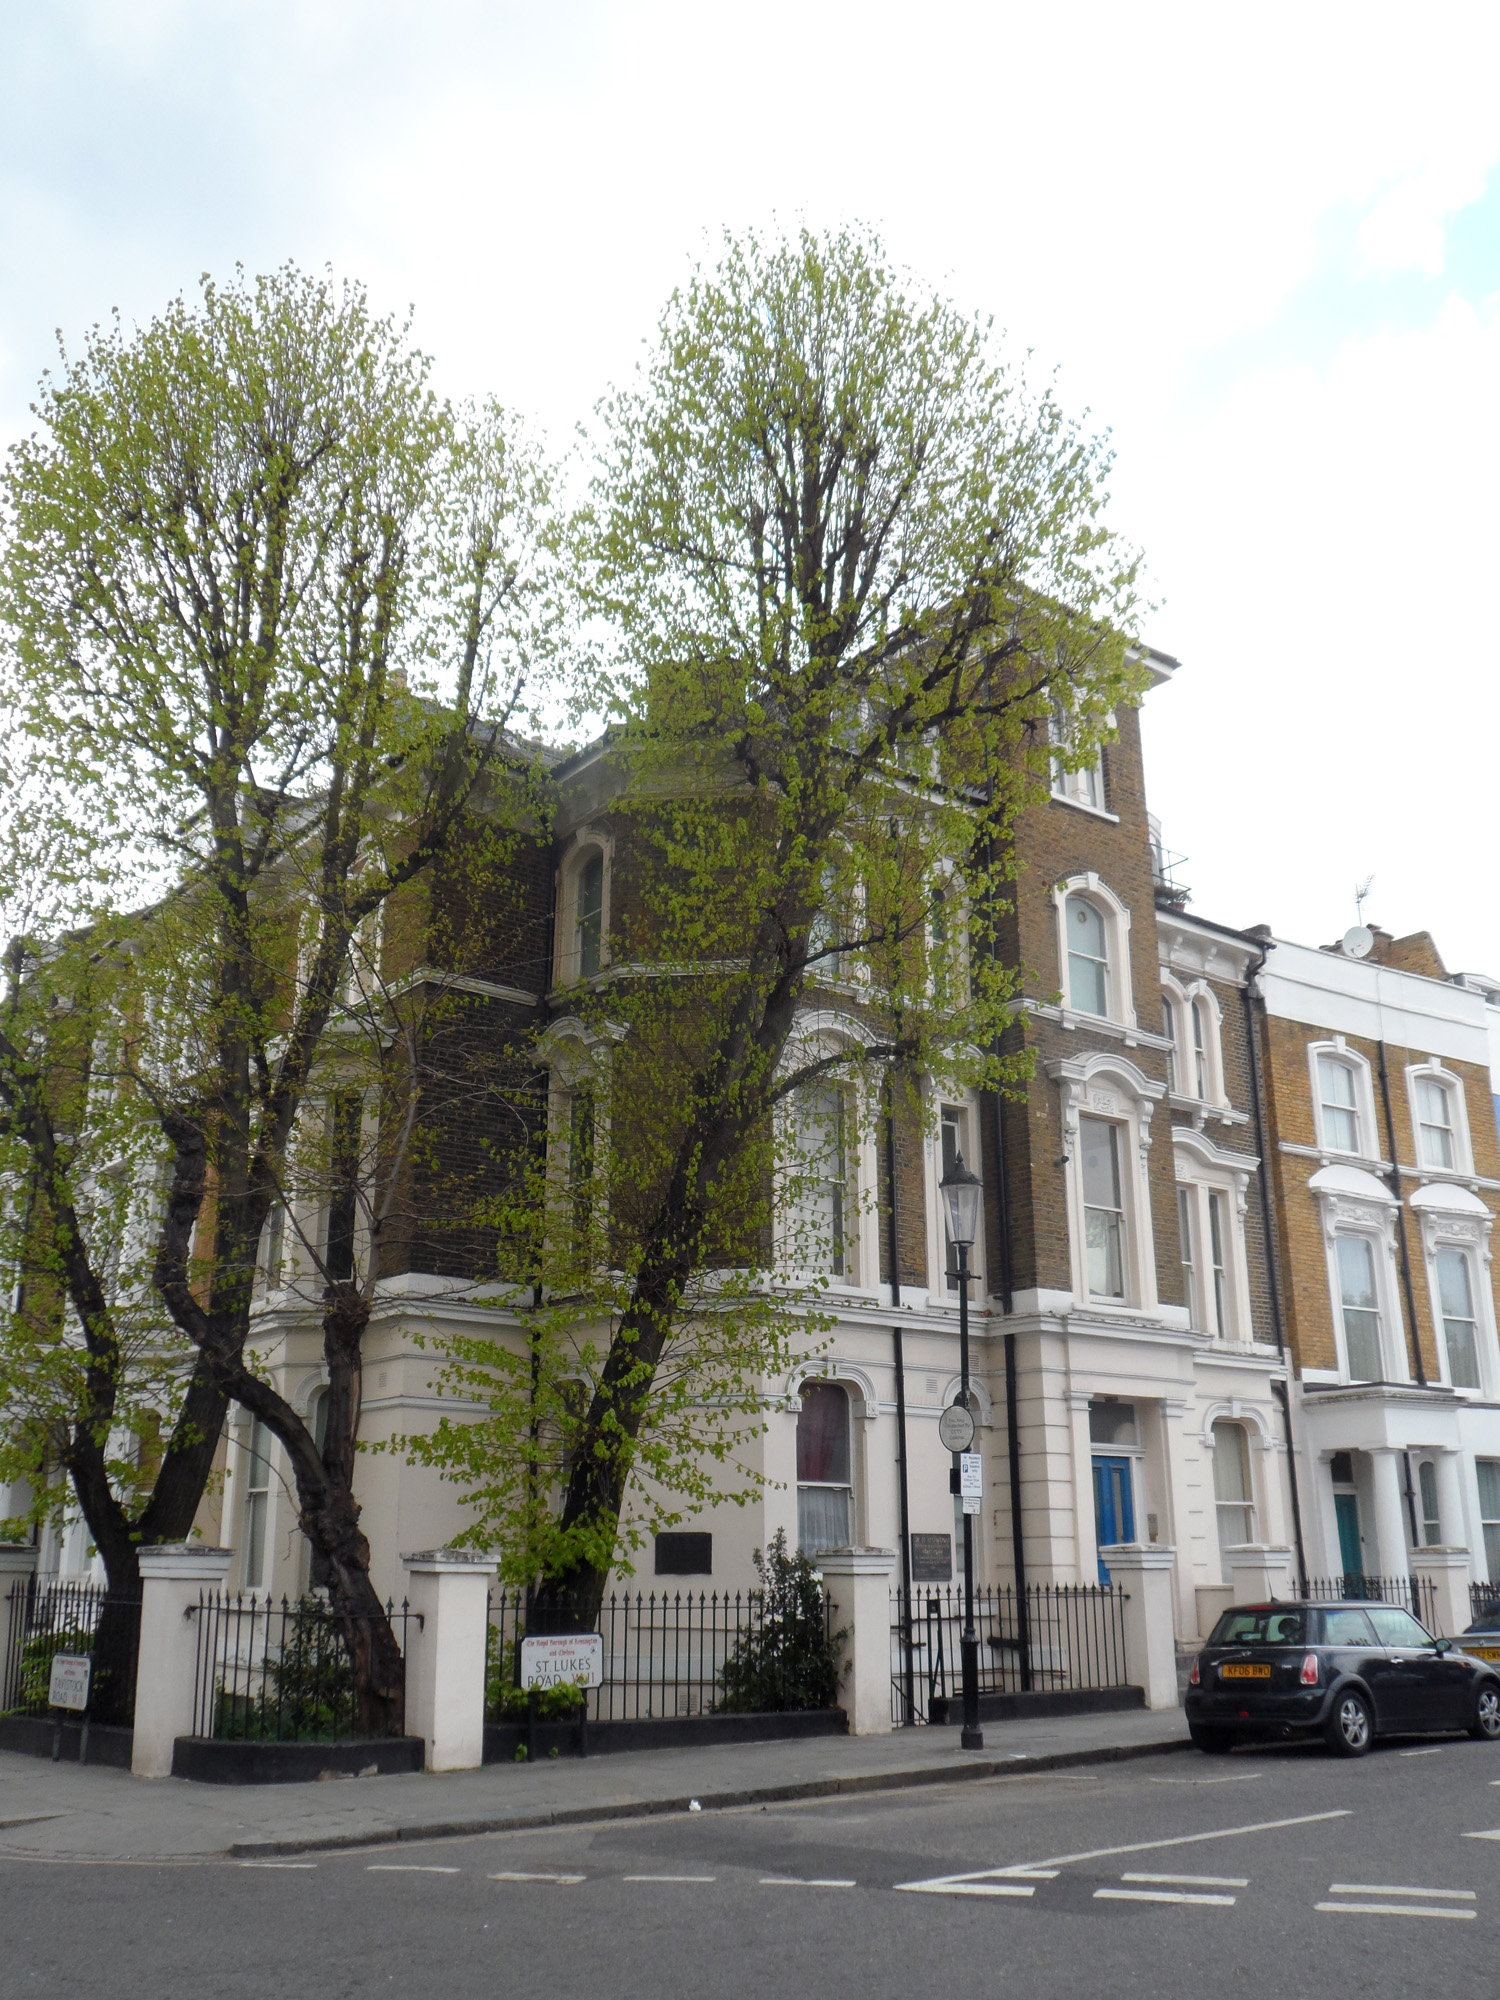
[939,1149,983,1251]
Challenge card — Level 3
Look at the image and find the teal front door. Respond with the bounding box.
[1093,1455,1135,1583]
[1334,1491,1362,1581]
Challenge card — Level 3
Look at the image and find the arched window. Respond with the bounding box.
[576,851,604,980]
[796,1381,852,1553]
[1065,896,1109,1017]
[1418,1460,1441,1546]
[242,1419,273,1590]
[1317,1055,1362,1154]
[1211,1419,1255,1559]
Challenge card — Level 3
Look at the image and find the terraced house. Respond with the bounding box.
[14,646,1500,1724]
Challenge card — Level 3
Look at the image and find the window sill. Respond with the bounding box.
[1049,792,1119,824]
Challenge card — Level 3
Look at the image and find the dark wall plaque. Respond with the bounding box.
[909,1533,953,1582]
[654,1531,713,1576]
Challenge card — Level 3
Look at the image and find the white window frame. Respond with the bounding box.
[1405,1059,1474,1177]
[1051,873,1136,1031]
[1049,1051,1164,1314]
[1047,699,1111,815]
[1308,1039,1379,1161]
[1172,1129,1256,1341]
[237,1416,274,1594]
[1161,972,1227,1108]
[553,829,613,987]
[774,1014,881,1293]
[537,1015,625,1276]
[1210,1417,1258,1568]
[794,1377,857,1555]
[929,1094,985,1297]
[1412,1196,1496,1398]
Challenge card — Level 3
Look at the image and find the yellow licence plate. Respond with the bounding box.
[1469,1646,1500,1662]
[1220,1663,1271,1680]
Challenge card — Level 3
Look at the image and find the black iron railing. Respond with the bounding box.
[190,1593,417,1742]
[889,1583,1129,1725]
[1305,1573,1438,1630]
[487,1587,835,1723]
[1,1577,142,1728]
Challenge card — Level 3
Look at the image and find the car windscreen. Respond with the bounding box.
[1208,1608,1306,1646]
[1465,1600,1500,1634]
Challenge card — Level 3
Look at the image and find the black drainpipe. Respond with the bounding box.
[1375,1039,1427,1387]
[886,1074,916,1725]
[985,799,1030,1683]
[1242,943,1310,1595]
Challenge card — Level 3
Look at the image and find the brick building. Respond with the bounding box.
[1255,926,1500,1609]
[27,646,1500,1667]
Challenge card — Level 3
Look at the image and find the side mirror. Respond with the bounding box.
[1433,1638,1452,1655]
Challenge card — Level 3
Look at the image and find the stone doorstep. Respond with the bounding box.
[227,1731,1190,1860]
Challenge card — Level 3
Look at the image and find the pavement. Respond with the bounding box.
[6,1724,1500,2000]
[0,1704,1190,1863]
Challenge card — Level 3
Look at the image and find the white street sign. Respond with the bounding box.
[937,1404,976,1453]
[961,1495,982,1515]
[959,1452,983,1499]
[48,1653,91,1712]
[521,1633,604,1690]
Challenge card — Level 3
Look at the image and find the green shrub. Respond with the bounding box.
[716,1532,847,1713]
[214,1598,358,1742]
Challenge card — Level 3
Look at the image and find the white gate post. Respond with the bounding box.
[818,1547,895,1736]
[1409,1549,1474,1638]
[0,1544,39,1698]
[401,1550,498,1771]
[131,1544,232,1779]
[1227,1544,1296,1604]
[1099,1544,1179,1709]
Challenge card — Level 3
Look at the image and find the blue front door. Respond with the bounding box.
[1334,1492,1362,1581]
[1093,1455,1135,1583]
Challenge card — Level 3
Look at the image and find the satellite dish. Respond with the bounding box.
[1342,925,1374,959]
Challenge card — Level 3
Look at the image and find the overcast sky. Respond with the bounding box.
[3,1,1497,970]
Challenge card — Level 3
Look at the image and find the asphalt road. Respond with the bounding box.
[7,1734,1500,1998]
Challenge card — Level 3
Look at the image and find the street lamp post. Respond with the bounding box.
[939,1150,984,1751]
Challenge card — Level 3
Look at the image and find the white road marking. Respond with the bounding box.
[1122,1872,1249,1888]
[1095,1888,1236,1908]
[759,1877,856,1889]
[896,1882,1036,1899]
[368,1864,461,1874]
[1315,1902,1474,1920]
[894,1808,1351,1895]
[1399,1747,1444,1757]
[1328,1884,1475,1900]
[1463,1829,1500,1839]
[1148,1774,1262,1785]
[623,1875,716,1883]
[488,1871,586,1884]
[237,1861,316,1869]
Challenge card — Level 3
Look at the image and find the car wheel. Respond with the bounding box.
[1324,1689,1373,1757]
[1189,1724,1234,1755]
[1468,1682,1500,1741]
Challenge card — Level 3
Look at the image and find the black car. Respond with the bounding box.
[1185,1599,1500,1756]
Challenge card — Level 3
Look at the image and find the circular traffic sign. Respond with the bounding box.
[938,1402,976,1453]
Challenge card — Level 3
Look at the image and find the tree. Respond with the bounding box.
[406,224,1145,1621]
[0,266,560,1728]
